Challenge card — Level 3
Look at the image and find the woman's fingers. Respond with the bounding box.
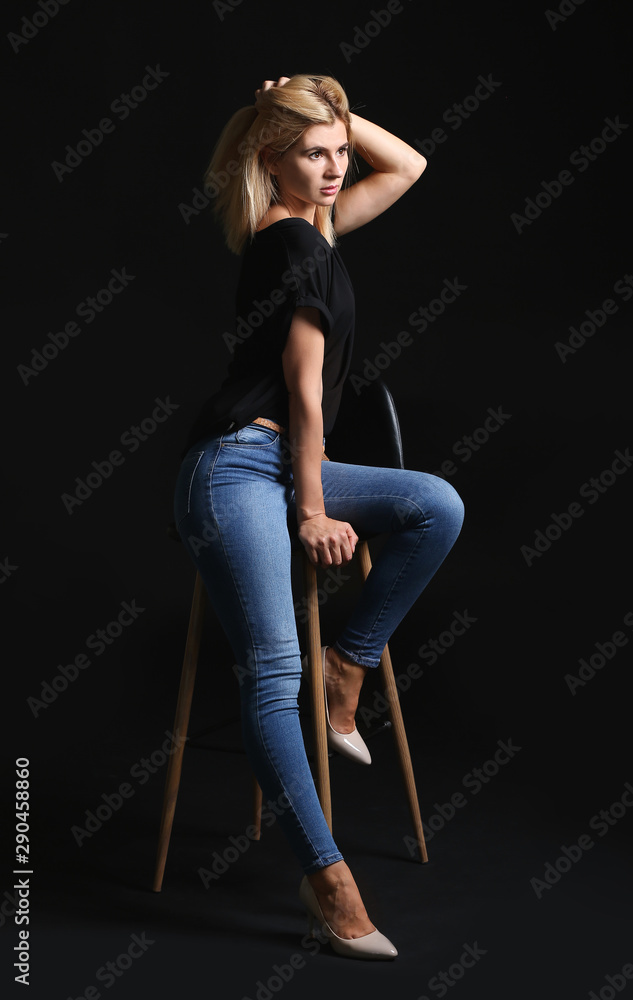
[256,77,290,100]
[264,77,290,88]
[298,518,357,568]
[337,528,355,565]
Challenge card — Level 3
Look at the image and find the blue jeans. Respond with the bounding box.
[173,422,464,874]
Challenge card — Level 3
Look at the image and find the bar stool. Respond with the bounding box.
[152,375,428,892]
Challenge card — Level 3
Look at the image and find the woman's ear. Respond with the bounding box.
[260,146,279,175]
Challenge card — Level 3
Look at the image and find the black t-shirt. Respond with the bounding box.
[182,218,355,454]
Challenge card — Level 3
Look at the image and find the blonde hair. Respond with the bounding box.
[204,74,354,255]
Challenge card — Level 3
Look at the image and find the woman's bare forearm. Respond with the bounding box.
[281,306,358,565]
[287,390,326,524]
[349,111,426,179]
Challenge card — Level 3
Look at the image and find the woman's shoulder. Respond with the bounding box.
[255,217,315,240]
[254,206,293,233]
[249,217,330,270]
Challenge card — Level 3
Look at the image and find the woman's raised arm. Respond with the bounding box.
[334,112,427,236]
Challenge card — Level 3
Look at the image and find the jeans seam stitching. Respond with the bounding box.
[185,451,205,515]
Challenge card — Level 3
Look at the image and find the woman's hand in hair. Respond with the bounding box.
[298,514,358,568]
[254,76,291,110]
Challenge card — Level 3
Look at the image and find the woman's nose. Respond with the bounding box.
[325,159,344,177]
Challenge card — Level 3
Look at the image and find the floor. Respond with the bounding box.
[12,609,633,999]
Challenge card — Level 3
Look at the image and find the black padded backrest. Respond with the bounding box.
[325,372,404,470]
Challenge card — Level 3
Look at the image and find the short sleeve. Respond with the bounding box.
[279,225,334,337]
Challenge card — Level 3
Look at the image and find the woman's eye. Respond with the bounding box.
[308,148,348,160]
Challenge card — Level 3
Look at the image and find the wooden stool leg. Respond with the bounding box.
[152,571,207,891]
[252,776,262,840]
[356,541,429,863]
[377,643,428,862]
[303,554,333,830]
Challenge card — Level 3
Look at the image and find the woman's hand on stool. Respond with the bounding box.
[298,513,358,568]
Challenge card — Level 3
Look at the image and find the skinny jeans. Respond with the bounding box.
[173,422,464,874]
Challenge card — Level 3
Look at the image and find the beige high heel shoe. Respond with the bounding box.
[299,876,398,960]
[301,646,371,765]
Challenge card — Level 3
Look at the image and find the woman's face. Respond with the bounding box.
[268,119,349,215]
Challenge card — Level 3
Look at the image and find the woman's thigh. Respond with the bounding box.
[173,429,301,697]
[317,460,464,539]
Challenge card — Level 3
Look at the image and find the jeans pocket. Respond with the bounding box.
[224,423,280,446]
[174,449,205,527]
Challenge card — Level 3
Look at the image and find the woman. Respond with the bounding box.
[174,74,464,960]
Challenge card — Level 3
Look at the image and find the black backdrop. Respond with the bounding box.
[3,1,632,997]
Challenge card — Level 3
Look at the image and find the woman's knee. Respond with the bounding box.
[398,471,464,538]
[431,474,465,535]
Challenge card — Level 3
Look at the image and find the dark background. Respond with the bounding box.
[3,0,632,997]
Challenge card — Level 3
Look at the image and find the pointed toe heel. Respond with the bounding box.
[299,876,397,960]
[301,646,371,766]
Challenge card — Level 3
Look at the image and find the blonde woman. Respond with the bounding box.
[174,75,464,959]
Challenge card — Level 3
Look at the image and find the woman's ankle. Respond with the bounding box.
[328,645,366,674]
[306,863,375,936]
[326,647,368,686]
[307,859,352,891]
